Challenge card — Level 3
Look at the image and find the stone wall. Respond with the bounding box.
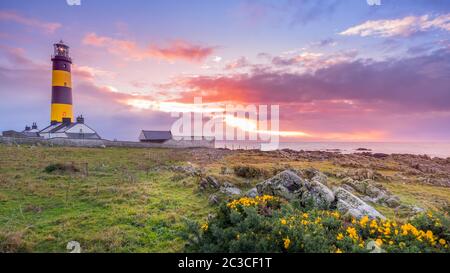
[0,136,215,149]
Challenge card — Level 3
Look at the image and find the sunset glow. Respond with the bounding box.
[0,1,449,141]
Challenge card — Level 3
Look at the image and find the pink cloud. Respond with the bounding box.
[0,10,61,33]
[340,13,450,37]
[82,32,216,62]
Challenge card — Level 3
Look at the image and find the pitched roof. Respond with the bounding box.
[140,130,172,140]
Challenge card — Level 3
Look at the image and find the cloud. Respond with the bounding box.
[340,13,450,37]
[225,56,251,70]
[82,33,216,62]
[175,48,450,114]
[271,50,358,72]
[0,10,61,33]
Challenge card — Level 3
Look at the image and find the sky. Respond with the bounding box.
[0,0,449,141]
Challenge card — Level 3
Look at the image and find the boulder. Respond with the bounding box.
[395,204,425,218]
[384,196,401,208]
[302,179,335,209]
[341,184,356,193]
[334,187,385,219]
[342,178,368,193]
[199,176,221,190]
[310,171,329,187]
[220,184,242,196]
[256,170,303,200]
[256,170,335,208]
[365,183,384,198]
[245,188,258,198]
[208,194,220,205]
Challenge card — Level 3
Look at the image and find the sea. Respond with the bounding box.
[214,141,450,158]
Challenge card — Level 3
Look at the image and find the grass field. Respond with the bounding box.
[1,144,449,252]
[0,145,211,252]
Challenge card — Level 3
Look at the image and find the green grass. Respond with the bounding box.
[1,144,449,252]
[0,145,210,252]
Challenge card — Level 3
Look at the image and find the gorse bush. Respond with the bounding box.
[233,165,269,179]
[183,196,450,253]
[44,163,79,174]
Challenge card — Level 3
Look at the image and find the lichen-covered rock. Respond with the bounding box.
[334,187,385,219]
[208,194,220,205]
[220,185,242,196]
[256,170,335,208]
[199,176,221,190]
[384,196,401,208]
[302,179,335,209]
[245,188,258,198]
[256,170,304,200]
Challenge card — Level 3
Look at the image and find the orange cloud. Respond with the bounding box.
[82,32,215,62]
[0,10,61,33]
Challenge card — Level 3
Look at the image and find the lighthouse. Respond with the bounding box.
[51,40,73,123]
[37,41,101,140]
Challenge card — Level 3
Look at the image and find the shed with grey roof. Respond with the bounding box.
[139,130,172,143]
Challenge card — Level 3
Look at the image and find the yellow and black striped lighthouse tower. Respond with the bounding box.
[51,40,73,124]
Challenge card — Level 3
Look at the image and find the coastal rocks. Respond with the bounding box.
[341,178,401,208]
[255,169,384,219]
[336,168,385,181]
[170,164,202,177]
[220,183,242,196]
[395,204,425,218]
[256,170,335,209]
[385,196,401,208]
[256,170,303,200]
[417,177,450,187]
[199,176,220,190]
[245,188,258,198]
[302,180,335,209]
[208,194,220,205]
[334,187,385,220]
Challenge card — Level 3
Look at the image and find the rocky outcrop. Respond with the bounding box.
[220,182,242,196]
[199,176,220,190]
[341,178,401,208]
[256,170,385,219]
[245,188,258,198]
[336,168,388,181]
[334,187,385,219]
[256,170,335,209]
[256,170,303,200]
[170,164,202,176]
[208,194,220,205]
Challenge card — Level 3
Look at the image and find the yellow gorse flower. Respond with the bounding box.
[346,226,359,241]
[227,195,275,209]
[359,216,369,227]
[201,223,208,231]
[283,238,291,249]
[375,238,383,246]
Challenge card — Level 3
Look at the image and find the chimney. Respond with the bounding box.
[76,115,84,124]
[31,122,37,130]
[62,117,71,125]
[24,125,31,131]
